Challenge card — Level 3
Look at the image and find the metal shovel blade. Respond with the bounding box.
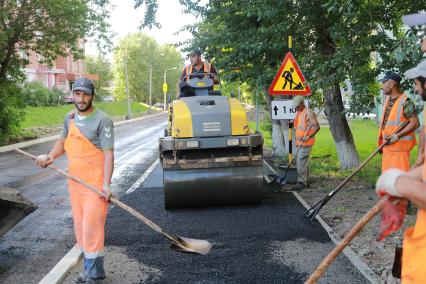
[170,236,213,255]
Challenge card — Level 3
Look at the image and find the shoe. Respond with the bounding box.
[294,182,306,191]
[75,272,87,283]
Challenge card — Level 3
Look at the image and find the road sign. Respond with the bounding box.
[163,83,168,93]
[268,52,311,96]
[271,100,309,120]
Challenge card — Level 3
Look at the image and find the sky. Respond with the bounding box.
[86,0,198,58]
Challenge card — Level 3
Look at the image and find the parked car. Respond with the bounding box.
[347,112,377,120]
[63,92,74,103]
[103,96,115,102]
[153,103,164,109]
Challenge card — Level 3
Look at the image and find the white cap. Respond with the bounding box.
[405,60,426,79]
[292,96,305,107]
[402,13,426,27]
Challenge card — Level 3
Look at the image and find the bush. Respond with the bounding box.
[0,81,25,145]
[21,81,65,106]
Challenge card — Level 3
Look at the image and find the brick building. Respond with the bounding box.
[22,42,98,92]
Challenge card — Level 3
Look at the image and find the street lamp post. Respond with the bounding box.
[163,67,178,111]
[148,63,152,112]
[123,49,131,120]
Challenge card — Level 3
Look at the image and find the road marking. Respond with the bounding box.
[38,158,161,284]
[126,159,160,194]
[292,191,378,284]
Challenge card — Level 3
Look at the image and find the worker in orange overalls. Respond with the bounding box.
[36,78,114,284]
[375,13,426,284]
[178,49,219,98]
[377,59,426,284]
[292,96,320,190]
[378,72,419,172]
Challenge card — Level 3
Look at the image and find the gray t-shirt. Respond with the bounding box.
[62,109,114,150]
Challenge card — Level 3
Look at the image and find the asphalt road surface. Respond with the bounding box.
[1,112,368,283]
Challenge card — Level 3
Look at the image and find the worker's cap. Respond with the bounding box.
[402,12,426,27]
[72,78,95,95]
[379,72,402,84]
[292,95,305,107]
[405,60,426,79]
[189,49,202,57]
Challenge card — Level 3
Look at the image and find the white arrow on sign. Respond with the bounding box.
[271,100,309,120]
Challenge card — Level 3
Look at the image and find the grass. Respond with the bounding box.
[251,119,420,183]
[21,101,149,129]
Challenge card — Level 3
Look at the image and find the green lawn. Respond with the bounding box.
[251,119,420,183]
[21,101,149,128]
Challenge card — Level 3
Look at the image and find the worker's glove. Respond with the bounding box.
[385,134,399,144]
[35,154,53,168]
[377,197,407,241]
[375,168,408,198]
[100,184,112,202]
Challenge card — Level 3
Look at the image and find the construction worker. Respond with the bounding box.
[292,96,320,190]
[179,50,219,97]
[378,72,419,172]
[35,78,114,284]
[376,59,426,284]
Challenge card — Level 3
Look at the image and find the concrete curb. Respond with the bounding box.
[292,191,379,284]
[0,111,166,153]
[38,245,82,284]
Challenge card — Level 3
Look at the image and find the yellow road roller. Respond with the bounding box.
[159,73,263,208]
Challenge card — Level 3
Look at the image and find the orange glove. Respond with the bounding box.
[377,196,407,241]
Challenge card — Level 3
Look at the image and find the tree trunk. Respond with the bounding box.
[324,82,360,169]
[266,94,285,158]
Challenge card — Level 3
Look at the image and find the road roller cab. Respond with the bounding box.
[159,73,264,209]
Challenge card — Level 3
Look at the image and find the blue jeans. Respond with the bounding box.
[84,256,106,279]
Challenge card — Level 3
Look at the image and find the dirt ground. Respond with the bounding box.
[298,175,417,284]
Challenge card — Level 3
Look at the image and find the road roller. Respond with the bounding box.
[158,73,263,208]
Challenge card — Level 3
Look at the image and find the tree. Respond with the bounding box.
[0,0,112,143]
[136,0,424,169]
[85,55,113,98]
[113,33,182,103]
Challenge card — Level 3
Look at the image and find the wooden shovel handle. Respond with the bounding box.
[304,197,387,284]
[13,148,164,234]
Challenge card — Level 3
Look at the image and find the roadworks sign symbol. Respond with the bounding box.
[268,52,311,96]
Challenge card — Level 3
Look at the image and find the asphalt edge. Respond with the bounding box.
[38,245,82,284]
[0,111,166,153]
[292,191,379,284]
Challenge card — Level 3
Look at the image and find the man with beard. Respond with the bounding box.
[35,77,114,283]
[378,72,419,172]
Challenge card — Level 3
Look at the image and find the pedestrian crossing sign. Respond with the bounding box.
[268,52,311,96]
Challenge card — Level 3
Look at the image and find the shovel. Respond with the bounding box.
[14,148,212,255]
[304,120,410,221]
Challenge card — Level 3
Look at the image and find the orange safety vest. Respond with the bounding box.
[295,107,315,147]
[184,61,212,81]
[64,119,108,257]
[378,94,416,151]
[400,114,426,283]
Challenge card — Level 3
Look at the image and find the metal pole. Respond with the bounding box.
[149,64,152,112]
[238,84,241,101]
[124,49,131,120]
[255,89,259,132]
[163,70,167,111]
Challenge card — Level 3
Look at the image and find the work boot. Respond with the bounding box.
[294,182,306,191]
[75,272,88,283]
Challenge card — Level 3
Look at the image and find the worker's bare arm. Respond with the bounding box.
[398,116,420,138]
[307,110,320,137]
[396,175,426,210]
[409,164,424,180]
[49,138,66,159]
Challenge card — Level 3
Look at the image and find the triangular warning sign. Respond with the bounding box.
[268,52,311,96]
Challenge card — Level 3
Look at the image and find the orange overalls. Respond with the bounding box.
[64,120,108,260]
[295,107,315,147]
[400,117,426,283]
[378,94,416,172]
